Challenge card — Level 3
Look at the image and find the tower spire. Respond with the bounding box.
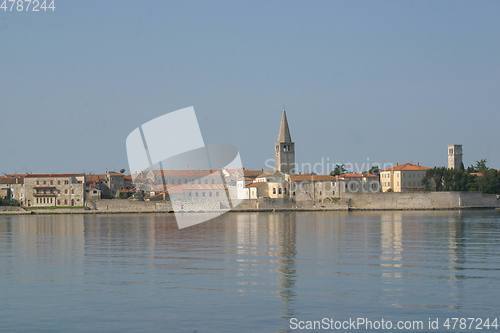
[277,109,292,143]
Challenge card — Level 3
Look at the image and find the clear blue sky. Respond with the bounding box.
[1,0,499,173]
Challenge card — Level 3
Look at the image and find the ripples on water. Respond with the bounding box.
[1,210,500,332]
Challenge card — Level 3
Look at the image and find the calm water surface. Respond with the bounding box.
[1,211,500,332]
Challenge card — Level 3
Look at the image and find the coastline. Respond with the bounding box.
[1,206,499,216]
[1,192,499,216]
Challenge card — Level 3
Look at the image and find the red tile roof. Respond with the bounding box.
[24,173,84,178]
[381,163,431,172]
[0,176,20,185]
[290,174,336,182]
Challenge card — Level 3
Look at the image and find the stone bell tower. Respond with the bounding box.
[448,144,463,170]
[275,109,295,174]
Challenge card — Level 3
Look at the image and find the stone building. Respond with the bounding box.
[236,169,263,200]
[23,174,85,207]
[380,163,431,193]
[275,110,295,174]
[334,173,381,197]
[251,171,290,199]
[0,175,25,203]
[448,144,463,170]
[290,174,336,202]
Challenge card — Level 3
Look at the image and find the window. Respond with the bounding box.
[71,189,74,194]
[58,180,61,185]
[36,180,39,185]
[50,180,53,185]
[273,188,276,194]
[278,188,282,194]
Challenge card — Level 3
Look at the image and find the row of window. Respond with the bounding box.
[187,191,221,197]
[35,189,75,194]
[36,180,70,185]
[383,181,422,187]
[159,178,220,185]
[35,197,77,205]
[272,187,287,195]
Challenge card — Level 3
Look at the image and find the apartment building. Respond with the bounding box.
[23,174,85,207]
[380,163,431,192]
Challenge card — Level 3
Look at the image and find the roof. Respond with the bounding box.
[24,173,85,178]
[381,163,431,172]
[85,174,107,183]
[290,174,335,182]
[277,110,292,143]
[139,169,219,178]
[337,172,379,179]
[165,183,226,194]
[256,170,286,179]
[242,169,262,178]
[0,176,21,185]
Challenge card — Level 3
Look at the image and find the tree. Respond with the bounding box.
[369,165,380,175]
[423,160,500,194]
[330,164,347,176]
[474,159,488,173]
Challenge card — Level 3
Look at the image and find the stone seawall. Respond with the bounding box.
[233,198,349,211]
[88,192,499,212]
[1,192,498,216]
[92,199,172,213]
[343,192,500,210]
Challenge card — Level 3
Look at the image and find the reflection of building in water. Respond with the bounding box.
[380,212,403,279]
[12,215,84,258]
[83,215,174,255]
[232,213,260,291]
[229,212,297,319]
[267,212,297,319]
[447,212,465,309]
[3,215,85,281]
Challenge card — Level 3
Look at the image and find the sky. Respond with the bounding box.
[1,0,499,174]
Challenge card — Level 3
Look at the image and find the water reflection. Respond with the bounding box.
[380,212,403,279]
[1,210,500,332]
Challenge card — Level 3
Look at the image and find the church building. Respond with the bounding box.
[275,110,296,174]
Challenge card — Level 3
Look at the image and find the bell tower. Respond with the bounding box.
[275,109,295,174]
[448,144,463,170]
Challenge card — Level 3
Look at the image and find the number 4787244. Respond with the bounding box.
[0,0,55,12]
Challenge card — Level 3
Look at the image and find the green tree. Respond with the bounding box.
[369,165,380,175]
[330,164,347,176]
[424,160,500,194]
